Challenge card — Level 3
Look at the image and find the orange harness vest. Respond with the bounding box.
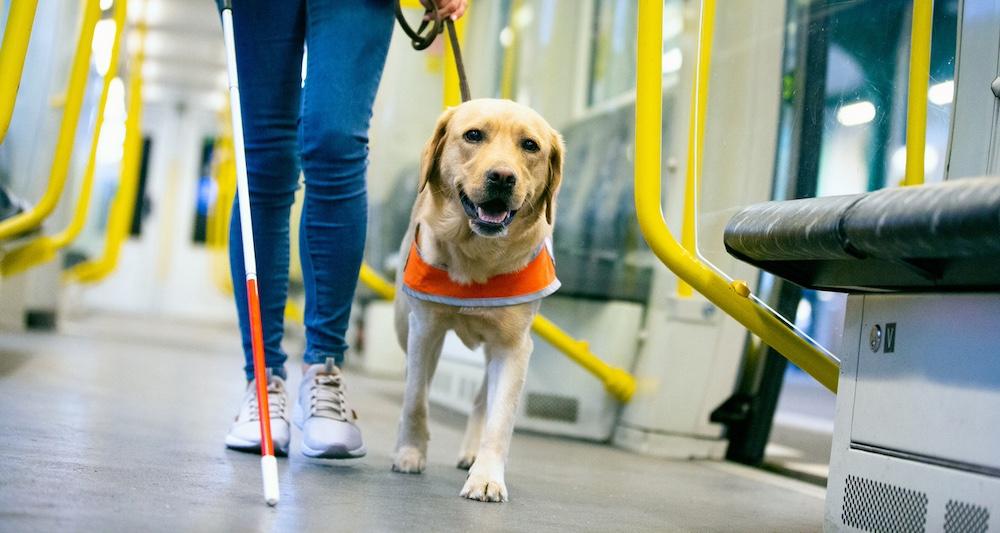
[401,228,560,307]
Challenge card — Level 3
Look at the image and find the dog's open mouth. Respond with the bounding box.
[460,191,517,231]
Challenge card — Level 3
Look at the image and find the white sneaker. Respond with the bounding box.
[225,374,291,456]
[294,360,367,459]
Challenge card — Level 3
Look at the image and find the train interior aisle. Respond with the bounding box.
[0,313,823,530]
[3,0,1000,530]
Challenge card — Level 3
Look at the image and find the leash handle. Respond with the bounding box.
[395,0,471,103]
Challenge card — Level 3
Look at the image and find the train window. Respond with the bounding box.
[587,0,684,108]
[587,0,638,106]
[191,138,217,244]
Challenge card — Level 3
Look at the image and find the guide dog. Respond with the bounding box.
[391,99,563,503]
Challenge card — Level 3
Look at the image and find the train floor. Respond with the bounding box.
[0,313,825,532]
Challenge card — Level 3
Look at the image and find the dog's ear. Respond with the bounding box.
[542,130,564,225]
[418,107,456,193]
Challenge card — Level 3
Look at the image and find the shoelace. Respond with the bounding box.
[246,382,287,422]
[308,372,349,422]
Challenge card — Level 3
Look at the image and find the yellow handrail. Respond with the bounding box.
[64,23,145,284]
[0,0,102,240]
[903,0,933,187]
[359,262,396,300]
[634,0,839,393]
[0,0,38,142]
[1,0,126,277]
[677,0,716,297]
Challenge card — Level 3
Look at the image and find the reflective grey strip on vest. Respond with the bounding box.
[401,278,561,308]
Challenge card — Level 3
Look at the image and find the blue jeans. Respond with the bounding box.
[228,0,394,381]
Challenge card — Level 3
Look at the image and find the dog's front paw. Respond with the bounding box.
[391,446,426,474]
[460,473,508,502]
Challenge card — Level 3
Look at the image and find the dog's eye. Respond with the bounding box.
[463,129,484,143]
[521,138,540,153]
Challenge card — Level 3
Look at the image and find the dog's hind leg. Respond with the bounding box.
[457,374,487,470]
[460,335,532,503]
[392,309,446,474]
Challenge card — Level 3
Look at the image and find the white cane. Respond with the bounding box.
[217,0,279,506]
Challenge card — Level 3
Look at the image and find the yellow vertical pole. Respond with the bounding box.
[903,0,933,186]
[0,0,39,142]
[677,0,716,297]
[0,0,102,240]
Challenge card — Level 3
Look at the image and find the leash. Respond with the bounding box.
[393,0,471,103]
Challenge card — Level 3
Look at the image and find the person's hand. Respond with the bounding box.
[421,0,468,21]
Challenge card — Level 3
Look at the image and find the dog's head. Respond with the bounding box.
[418,99,563,238]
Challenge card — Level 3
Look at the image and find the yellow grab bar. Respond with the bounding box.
[634,0,839,393]
[64,25,145,284]
[356,262,636,402]
[0,0,102,240]
[677,0,716,297]
[359,262,396,301]
[1,0,127,277]
[0,0,38,142]
[904,0,933,187]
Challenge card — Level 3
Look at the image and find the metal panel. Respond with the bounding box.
[850,293,1000,471]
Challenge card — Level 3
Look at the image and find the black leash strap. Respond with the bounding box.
[393,1,472,103]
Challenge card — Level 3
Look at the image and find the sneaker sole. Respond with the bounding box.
[293,404,367,459]
[299,441,367,460]
[225,435,290,457]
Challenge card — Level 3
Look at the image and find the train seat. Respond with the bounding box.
[723,176,1000,530]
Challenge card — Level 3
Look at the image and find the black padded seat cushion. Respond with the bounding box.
[724,177,1000,293]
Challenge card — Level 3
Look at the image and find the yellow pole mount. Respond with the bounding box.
[635,0,839,393]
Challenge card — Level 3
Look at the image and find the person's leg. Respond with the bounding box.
[292,0,394,459]
[298,0,394,367]
[227,0,306,382]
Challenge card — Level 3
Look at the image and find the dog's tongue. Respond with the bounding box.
[476,205,508,224]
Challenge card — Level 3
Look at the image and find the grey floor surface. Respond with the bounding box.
[0,314,825,532]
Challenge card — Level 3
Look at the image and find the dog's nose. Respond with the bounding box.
[486,169,516,188]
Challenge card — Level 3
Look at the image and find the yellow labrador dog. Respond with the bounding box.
[391,99,563,503]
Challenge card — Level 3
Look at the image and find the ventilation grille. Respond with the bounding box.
[525,393,578,423]
[944,500,990,533]
[842,475,928,533]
